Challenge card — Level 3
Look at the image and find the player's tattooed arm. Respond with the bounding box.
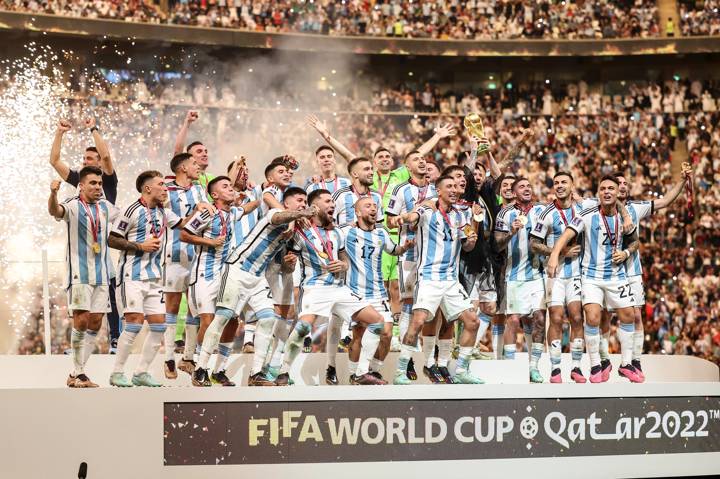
[529,238,554,257]
[494,218,522,250]
[617,201,634,233]
[270,206,318,225]
[616,228,640,263]
[108,232,140,252]
[48,180,65,219]
[497,128,534,174]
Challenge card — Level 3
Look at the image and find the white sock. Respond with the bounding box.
[550,339,562,371]
[436,339,453,368]
[135,323,165,375]
[618,322,635,366]
[599,330,610,361]
[326,316,343,368]
[369,358,383,373]
[399,306,411,342]
[492,324,505,360]
[214,342,233,373]
[422,335,437,368]
[164,313,177,361]
[82,329,98,366]
[183,317,199,361]
[477,312,491,343]
[269,319,293,369]
[571,338,584,369]
[244,322,255,345]
[530,342,543,370]
[348,360,358,376]
[585,325,601,369]
[71,328,85,376]
[113,323,140,374]
[251,312,277,375]
[503,344,516,360]
[280,320,311,374]
[455,346,473,373]
[198,313,230,370]
[632,327,644,362]
[356,323,382,376]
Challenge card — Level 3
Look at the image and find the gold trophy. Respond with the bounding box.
[464,113,489,153]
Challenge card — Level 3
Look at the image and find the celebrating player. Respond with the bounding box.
[332,157,384,225]
[305,145,351,194]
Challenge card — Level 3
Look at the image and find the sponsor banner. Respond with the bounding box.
[164,396,720,465]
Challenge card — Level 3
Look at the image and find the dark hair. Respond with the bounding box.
[282,186,307,201]
[85,146,99,154]
[226,161,235,174]
[186,141,204,152]
[442,165,465,177]
[170,153,193,173]
[347,157,371,175]
[599,174,619,186]
[494,172,516,195]
[553,171,574,182]
[207,175,231,196]
[612,170,626,180]
[511,176,529,191]
[307,188,331,205]
[315,145,334,156]
[373,147,391,158]
[426,159,439,171]
[403,150,421,162]
[135,170,163,193]
[264,161,286,179]
[435,175,455,188]
[78,165,103,181]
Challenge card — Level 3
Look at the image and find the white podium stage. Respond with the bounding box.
[1,353,719,479]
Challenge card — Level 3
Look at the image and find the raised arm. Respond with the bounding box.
[416,123,456,156]
[48,180,65,219]
[270,206,318,225]
[174,110,198,155]
[85,117,113,175]
[307,114,357,162]
[496,128,534,173]
[655,164,692,210]
[49,121,72,181]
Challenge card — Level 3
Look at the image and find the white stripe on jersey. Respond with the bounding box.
[386,181,437,262]
[568,206,631,281]
[415,204,469,282]
[306,176,352,195]
[340,224,398,300]
[233,190,260,248]
[531,202,586,279]
[260,184,286,217]
[291,225,345,287]
[331,186,384,225]
[225,208,292,277]
[625,200,653,277]
[61,197,118,287]
[186,207,244,284]
[112,200,181,284]
[165,180,208,266]
[495,203,545,281]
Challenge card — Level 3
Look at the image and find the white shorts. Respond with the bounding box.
[470,274,497,303]
[369,298,393,323]
[628,275,645,306]
[265,262,294,306]
[398,260,417,300]
[413,280,472,321]
[505,278,545,315]
[188,277,220,316]
[546,276,582,308]
[67,284,110,314]
[216,264,275,318]
[163,261,190,293]
[582,277,636,310]
[297,284,368,322]
[118,279,164,316]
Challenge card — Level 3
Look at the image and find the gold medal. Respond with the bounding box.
[318,252,329,260]
[517,214,528,226]
[473,213,484,223]
[92,242,101,254]
[463,225,473,236]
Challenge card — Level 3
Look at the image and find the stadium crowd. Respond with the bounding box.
[2,0,662,39]
[9,70,719,366]
[679,0,720,36]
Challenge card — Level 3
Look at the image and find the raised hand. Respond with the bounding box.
[185,110,199,124]
[435,123,457,139]
[307,114,330,138]
[50,179,62,193]
[57,120,71,133]
[84,117,96,129]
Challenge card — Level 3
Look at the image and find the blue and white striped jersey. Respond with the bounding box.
[113,200,181,284]
[186,206,245,284]
[260,184,286,217]
[250,183,265,219]
[225,208,292,277]
[568,206,634,281]
[415,204,469,282]
[495,203,546,281]
[625,200,654,277]
[165,180,208,266]
[233,189,260,248]
[331,186,384,225]
[386,180,437,262]
[290,225,345,287]
[305,176,352,195]
[340,224,398,299]
[531,201,586,279]
[61,196,118,287]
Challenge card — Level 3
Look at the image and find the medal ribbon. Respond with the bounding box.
[438,205,457,232]
[217,210,228,237]
[410,178,429,205]
[600,209,619,251]
[377,173,391,198]
[295,225,334,261]
[554,200,575,226]
[79,198,100,245]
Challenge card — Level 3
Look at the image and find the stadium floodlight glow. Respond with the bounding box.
[409,72,414,76]
[331,70,336,74]
[506,82,513,89]
[248,68,253,73]
[488,83,496,90]
[673,75,680,81]
[545,79,550,84]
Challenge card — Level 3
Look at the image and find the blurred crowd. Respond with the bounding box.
[2,0,662,39]
[679,0,720,36]
[9,68,719,364]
